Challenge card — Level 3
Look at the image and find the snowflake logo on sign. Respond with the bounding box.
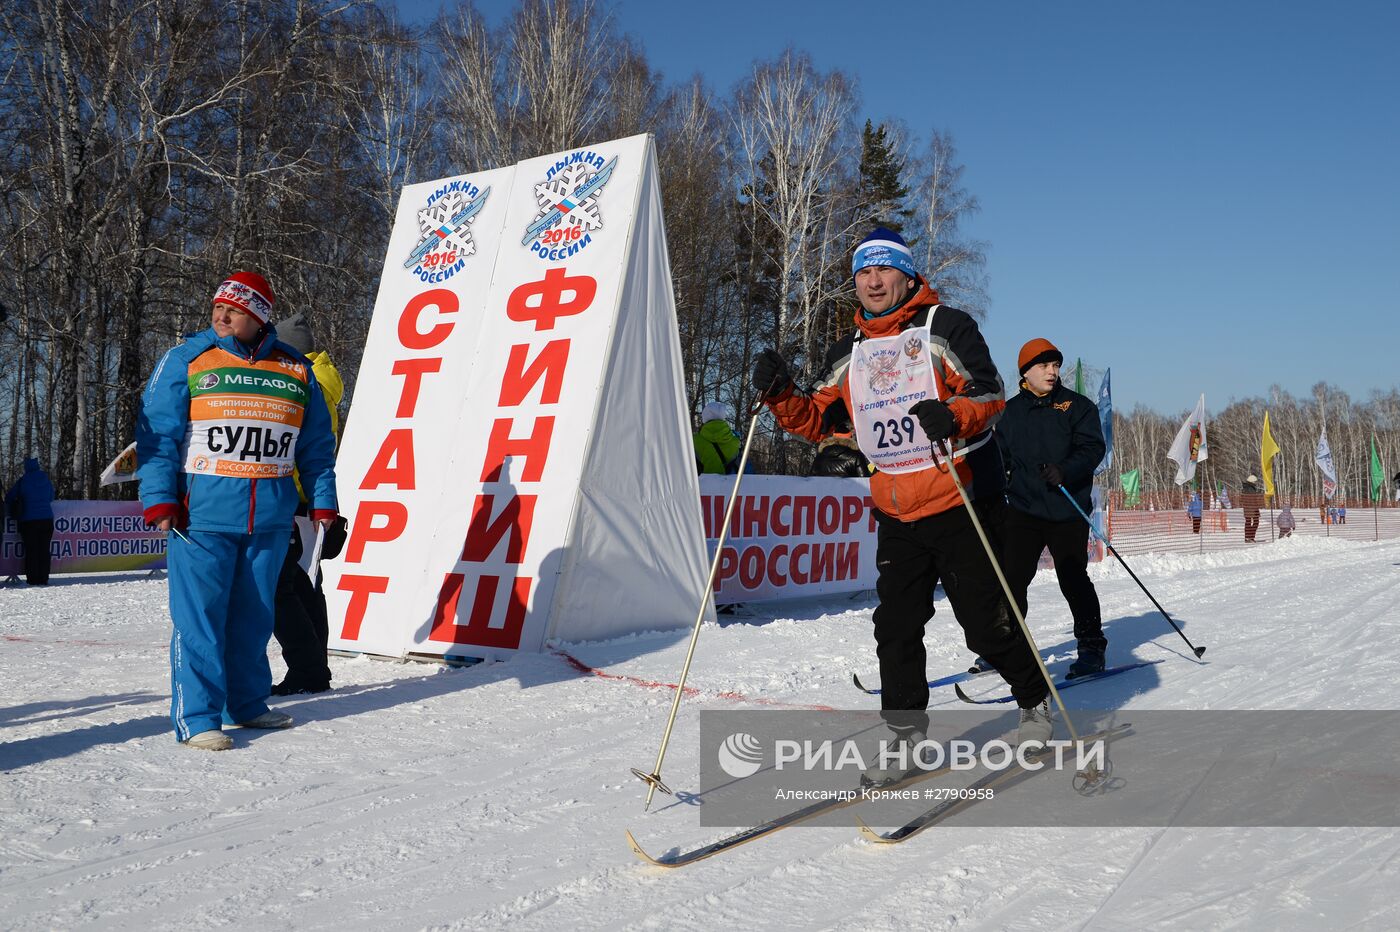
[867,350,901,396]
[403,181,491,284]
[522,152,618,261]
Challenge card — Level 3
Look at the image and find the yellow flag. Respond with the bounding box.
[1261,410,1281,500]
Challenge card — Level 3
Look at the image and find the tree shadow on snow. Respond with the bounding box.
[261,645,654,729]
[1,706,171,771]
[711,587,881,629]
[13,570,167,587]
[0,691,162,727]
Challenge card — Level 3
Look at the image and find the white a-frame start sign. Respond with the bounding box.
[324,134,711,661]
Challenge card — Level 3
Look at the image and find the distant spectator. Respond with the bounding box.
[1186,491,1202,534]
[1277,505,1295,538]
[4,458,55,585]
[693,402,743,475]
[1337,505,1347,524]
[1240,474,1264,542]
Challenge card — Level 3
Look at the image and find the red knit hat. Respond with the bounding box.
[1017,337,1063,376]
[212,271,275,324]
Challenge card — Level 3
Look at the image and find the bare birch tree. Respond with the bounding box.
[729,49,855,369]
[910,129,988,319]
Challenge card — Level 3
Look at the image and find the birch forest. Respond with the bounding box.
[2,0,1394,500]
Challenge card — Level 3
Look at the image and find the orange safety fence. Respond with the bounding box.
[1101,491,1400,557]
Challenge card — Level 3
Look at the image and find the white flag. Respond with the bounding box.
[99,441,139,487]
[1166,394,1208,485]
[1315,430,1338,499]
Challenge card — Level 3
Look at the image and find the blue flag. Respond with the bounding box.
[1095,368,1113,476]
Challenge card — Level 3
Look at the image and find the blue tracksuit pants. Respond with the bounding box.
[167,529,289,740]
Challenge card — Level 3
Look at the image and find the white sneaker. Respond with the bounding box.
[1016,699,1054,749]
[237,710,293,729]
[185,729,233,751]
[862,724,929,786]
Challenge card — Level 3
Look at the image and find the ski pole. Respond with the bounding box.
[1057,485,1206,659]
[630,391,768,811]
[933,442,1087,753]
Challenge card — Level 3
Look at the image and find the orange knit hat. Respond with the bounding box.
[1017,338,1063,376]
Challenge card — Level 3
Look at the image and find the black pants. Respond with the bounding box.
[1002,508,1105,654]
[272,535,331,689]
[1244,511,1260,541]
[17,519,54,584]
[872,502,1047,719]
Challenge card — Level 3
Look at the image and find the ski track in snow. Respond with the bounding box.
[2,537,1399,930]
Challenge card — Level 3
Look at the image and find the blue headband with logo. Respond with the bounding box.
[852,227,918,281]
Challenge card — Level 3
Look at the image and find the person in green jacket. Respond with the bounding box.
[694,402,742,474]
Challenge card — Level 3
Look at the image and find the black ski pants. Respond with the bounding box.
[1002,507,1106,654]
[272,535,331,690]
[17,519,54,585]
[872,502,1047,720]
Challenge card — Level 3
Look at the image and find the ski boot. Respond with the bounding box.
[1066,646,1107,680]
[1016,698,1053,749]
[862,723,930,787]
[967,656,995,676]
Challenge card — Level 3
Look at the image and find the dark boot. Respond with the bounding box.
[1066,645,1107,679]
[271,677,331,696]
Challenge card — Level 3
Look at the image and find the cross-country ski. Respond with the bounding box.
[951,660,1166,704]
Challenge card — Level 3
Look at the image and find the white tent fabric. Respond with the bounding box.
[324,134,707,661]
[546,144,711,642]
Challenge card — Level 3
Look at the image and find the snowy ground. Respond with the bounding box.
[3,535,1400,931]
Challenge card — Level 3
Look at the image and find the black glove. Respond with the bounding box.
[752,349,793,399]
[1039,462,1065,488]
[819,398,853,435]
[810,441,870,478]
[321,515,349,560]
[909,399,956,443]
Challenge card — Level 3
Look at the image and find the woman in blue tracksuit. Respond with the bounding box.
[137,271,339,750]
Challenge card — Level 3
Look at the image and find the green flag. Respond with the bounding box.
[1372,434,1386,502]
[1074,358,1085,395]
[1120,468,1141,507]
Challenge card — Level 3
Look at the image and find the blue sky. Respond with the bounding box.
[393,0,1398,414]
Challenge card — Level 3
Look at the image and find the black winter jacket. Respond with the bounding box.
[995,381,1105,522]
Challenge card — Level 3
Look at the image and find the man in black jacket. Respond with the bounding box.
[995,338,1108,679]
